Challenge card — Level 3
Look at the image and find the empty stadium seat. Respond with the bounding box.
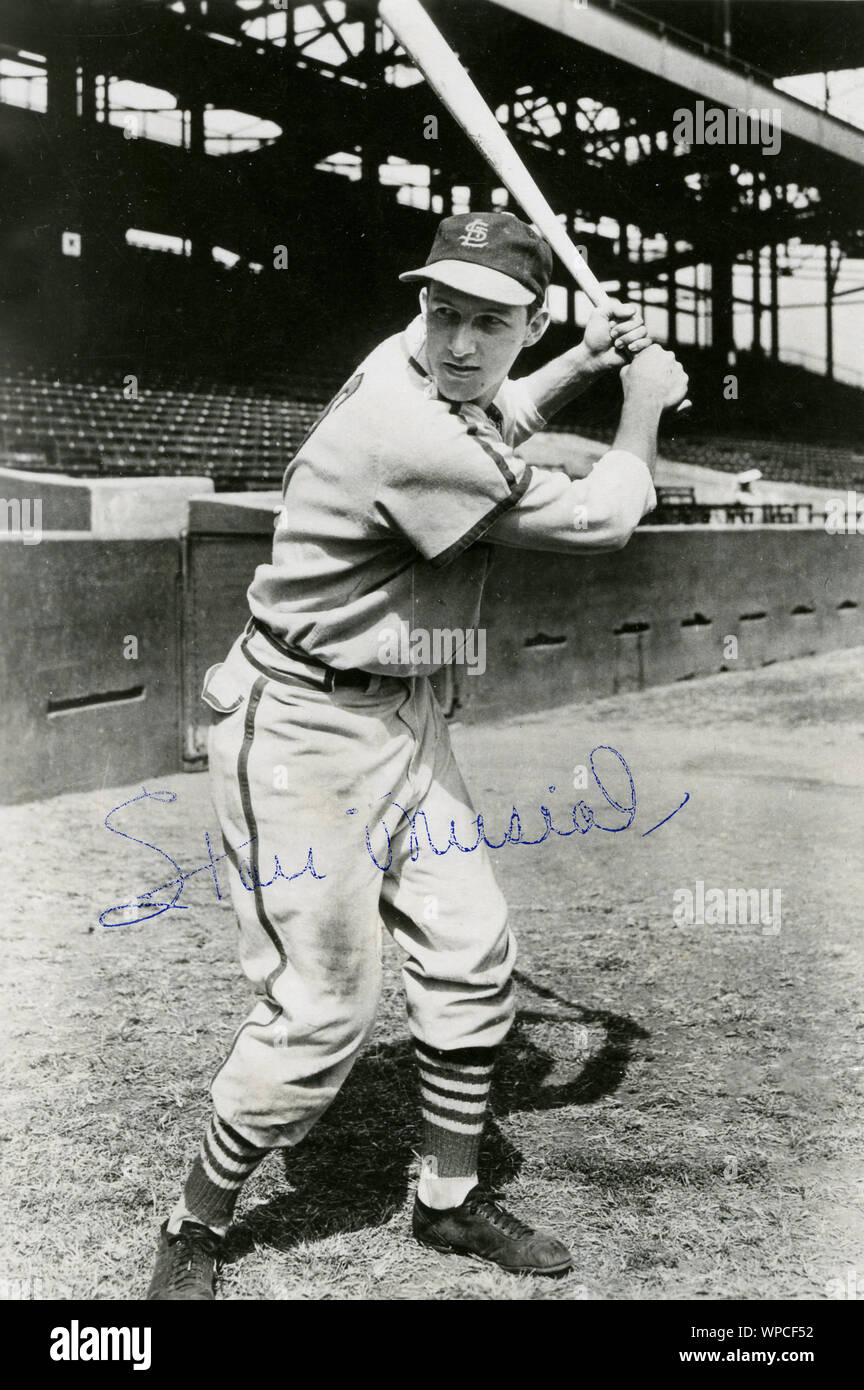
[0,362,336,489]
[12,358,856,497]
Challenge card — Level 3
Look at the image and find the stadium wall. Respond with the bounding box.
[2,514,861,804]
[0,467,213,537]
[466,528,863,720]
[0,535,182,804]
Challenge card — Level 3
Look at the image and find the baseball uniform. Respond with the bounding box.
[158,216,658,1259]
[189,310,655,1160]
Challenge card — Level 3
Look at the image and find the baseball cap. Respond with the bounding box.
[399,211,553,307]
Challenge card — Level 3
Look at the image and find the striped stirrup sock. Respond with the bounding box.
[181,1114,271,1231]
[415,1040,496,1178]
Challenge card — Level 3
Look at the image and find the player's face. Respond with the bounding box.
[422,283,547,407]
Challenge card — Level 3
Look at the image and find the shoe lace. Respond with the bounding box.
[462,1188,535,1240]
[165,1223,221,1292]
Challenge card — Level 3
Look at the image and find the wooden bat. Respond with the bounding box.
[378,0,690,410]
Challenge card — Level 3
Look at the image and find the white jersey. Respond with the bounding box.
[247,315,656,675]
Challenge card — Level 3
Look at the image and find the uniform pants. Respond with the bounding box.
[202,635,516,1151]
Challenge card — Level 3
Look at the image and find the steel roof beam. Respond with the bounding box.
[490,0,864,171]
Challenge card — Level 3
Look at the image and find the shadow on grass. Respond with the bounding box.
[223,971,649,1262]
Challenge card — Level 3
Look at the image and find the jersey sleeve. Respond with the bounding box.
[376,398,534,569]
[484,449,657,553]
[492,376,547,447]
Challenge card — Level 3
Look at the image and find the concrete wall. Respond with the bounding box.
[2,517,861,803]
[0,535,181,803]
[456,527,863,720]
[0,467,212,538]
[179,517,864,735]
[0,469,90,532]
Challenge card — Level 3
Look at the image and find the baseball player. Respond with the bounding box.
[146,211,688,1298]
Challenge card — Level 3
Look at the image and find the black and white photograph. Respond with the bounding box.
[0,0,862,1339]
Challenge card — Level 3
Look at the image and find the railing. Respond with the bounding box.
[599,0,863,137]
[643,501,820,528]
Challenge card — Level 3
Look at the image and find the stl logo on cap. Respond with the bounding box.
[459,218,489,248]
[398,210,553,306]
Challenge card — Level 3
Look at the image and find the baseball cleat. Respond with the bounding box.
[146,1220,223,1300]
[413,1186,573,1277]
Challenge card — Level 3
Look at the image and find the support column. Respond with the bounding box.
[711,252,734,362]
[667,250,678,348]
[568,214,578,330]
[636,224,645,314]
[428,164,445,216]
[768,240,779,360]
[721,0,732,53]
[701,265,709,348]
[624,223,637,303]
[80,63,97,123]
[614,220,625,301]
[825,238,839,381]
[47,42,77,124]
[186,101,206,264]
[751,244,762,354]
[360,16,384,212]
[188,101,205,157]
[359,14,390,306]
[45,23,83,360]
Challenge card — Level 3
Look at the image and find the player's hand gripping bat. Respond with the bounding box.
[378,0,690,411]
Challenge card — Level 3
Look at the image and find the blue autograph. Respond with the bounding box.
[100,746,689,928]
[364,745,689,870]
[99,788,324,929]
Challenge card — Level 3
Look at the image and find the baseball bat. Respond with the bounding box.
[378,0,690,410]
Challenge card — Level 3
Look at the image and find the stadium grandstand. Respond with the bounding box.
[0,0,863,496]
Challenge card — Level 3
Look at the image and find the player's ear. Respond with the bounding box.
[524,304,550,347]
[419,286,429,320]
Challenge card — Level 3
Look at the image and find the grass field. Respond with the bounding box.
[1,648,862,1301]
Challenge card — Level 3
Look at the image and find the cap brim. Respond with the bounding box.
[398,259,535,306]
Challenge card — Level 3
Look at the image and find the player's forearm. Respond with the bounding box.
[611,392,664,479]
[518,342,607,421]
[485,453,656,554]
